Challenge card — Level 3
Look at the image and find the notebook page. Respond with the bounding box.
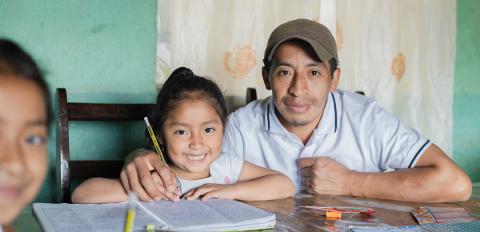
[139,199,275,231]
[33,202,164,232]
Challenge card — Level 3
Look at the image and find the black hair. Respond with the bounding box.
[0,39,52,124]
[264,39,338,77]
[146,67,227,161]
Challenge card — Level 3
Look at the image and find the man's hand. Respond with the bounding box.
[298,144,472,203]
[182,184,236,201]
[120,149,180,201]
[298,157,355,196]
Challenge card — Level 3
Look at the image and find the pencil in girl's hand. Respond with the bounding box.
[144,117,183,195]
[144,117,168,167]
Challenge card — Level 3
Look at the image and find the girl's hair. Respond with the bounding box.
[147,67,227,150]
[0,39,52,124]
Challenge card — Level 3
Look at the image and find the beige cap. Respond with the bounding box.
[263,19,338,66]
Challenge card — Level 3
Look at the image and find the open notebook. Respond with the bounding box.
[33,199,276,232]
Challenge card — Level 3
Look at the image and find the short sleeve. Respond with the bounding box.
[372,105,431,170]
[210,152,244,184]
[222,113,245,159]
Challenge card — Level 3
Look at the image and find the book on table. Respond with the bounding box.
[33,199,276,231]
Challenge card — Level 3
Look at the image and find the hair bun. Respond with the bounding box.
[163,67,195,89]
[171,67,194,78]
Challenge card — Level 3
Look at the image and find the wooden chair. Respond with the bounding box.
[55,88,155,203]
[355,91,365,96]
[246,87,257,104]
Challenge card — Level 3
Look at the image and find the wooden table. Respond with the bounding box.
[13,183,480,231]
[249,185,480,231]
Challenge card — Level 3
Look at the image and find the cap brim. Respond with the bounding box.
[267,35,335,64]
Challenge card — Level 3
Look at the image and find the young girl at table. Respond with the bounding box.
[0,39,51,232]
[72,67,295,203]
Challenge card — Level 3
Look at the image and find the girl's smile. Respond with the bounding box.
[185,152,208,161]
[0,185,21,199]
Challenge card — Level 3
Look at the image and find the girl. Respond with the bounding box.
[0,39,51,232]
[72,67,295,203]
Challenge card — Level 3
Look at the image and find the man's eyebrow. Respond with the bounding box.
[273,61,326,68]
[307,61,325,67]
[274,62,293,67]
[306,62,327,69]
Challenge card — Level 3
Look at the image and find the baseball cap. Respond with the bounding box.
[263,19,338,67]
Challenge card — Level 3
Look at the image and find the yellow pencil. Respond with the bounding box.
[124,192,138,232]
[144,117,168,167]
[144,116,182,195]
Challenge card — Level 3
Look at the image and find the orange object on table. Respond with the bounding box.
[326,210,342,220]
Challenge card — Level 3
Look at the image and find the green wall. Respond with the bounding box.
[454,0,480,183]
[0,0,158,202]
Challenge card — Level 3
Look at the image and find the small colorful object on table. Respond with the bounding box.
[411,206,478,225]
[326,210,342,220]
[301,206,376,215]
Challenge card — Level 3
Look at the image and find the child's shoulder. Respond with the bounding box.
[212,152,244,166]
[210,152,244,184]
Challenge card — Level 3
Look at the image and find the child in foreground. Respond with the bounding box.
[72,67,295,203]
[0,39,51,232]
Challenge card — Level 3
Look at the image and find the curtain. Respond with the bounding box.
[156,0,455,155]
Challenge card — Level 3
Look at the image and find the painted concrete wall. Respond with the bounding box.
[454,0,480,183]
[0,0,158,202]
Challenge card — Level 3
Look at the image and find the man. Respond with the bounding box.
[121,19,471,202]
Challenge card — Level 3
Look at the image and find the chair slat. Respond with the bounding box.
[68,103,152,121]
[70,160,124,179]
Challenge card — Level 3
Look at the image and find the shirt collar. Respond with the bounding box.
[315,91,338,135]
[263,96,289,134]
[264,92,339,135]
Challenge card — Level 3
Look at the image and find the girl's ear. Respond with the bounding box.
[157,134,165,145]
[160,143,167,154]
[157,135,168,156]
[155,131,165,145]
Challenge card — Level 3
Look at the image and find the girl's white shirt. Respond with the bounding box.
[177,152,243,194]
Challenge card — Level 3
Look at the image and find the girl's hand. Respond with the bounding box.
[120,149,180,201]
[182,184,236,201]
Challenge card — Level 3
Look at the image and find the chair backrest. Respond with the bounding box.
[55,88,154,202]
[246,87,257,104]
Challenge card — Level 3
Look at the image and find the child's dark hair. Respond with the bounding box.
[147,67,227,155]
[0,39,52,124]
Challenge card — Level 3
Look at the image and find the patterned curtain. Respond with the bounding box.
[156,0,455,155]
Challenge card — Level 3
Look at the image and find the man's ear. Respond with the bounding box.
[262,67,272,90]
[330,68,341,91]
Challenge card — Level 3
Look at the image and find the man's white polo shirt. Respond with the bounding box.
[222,89,431,192]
